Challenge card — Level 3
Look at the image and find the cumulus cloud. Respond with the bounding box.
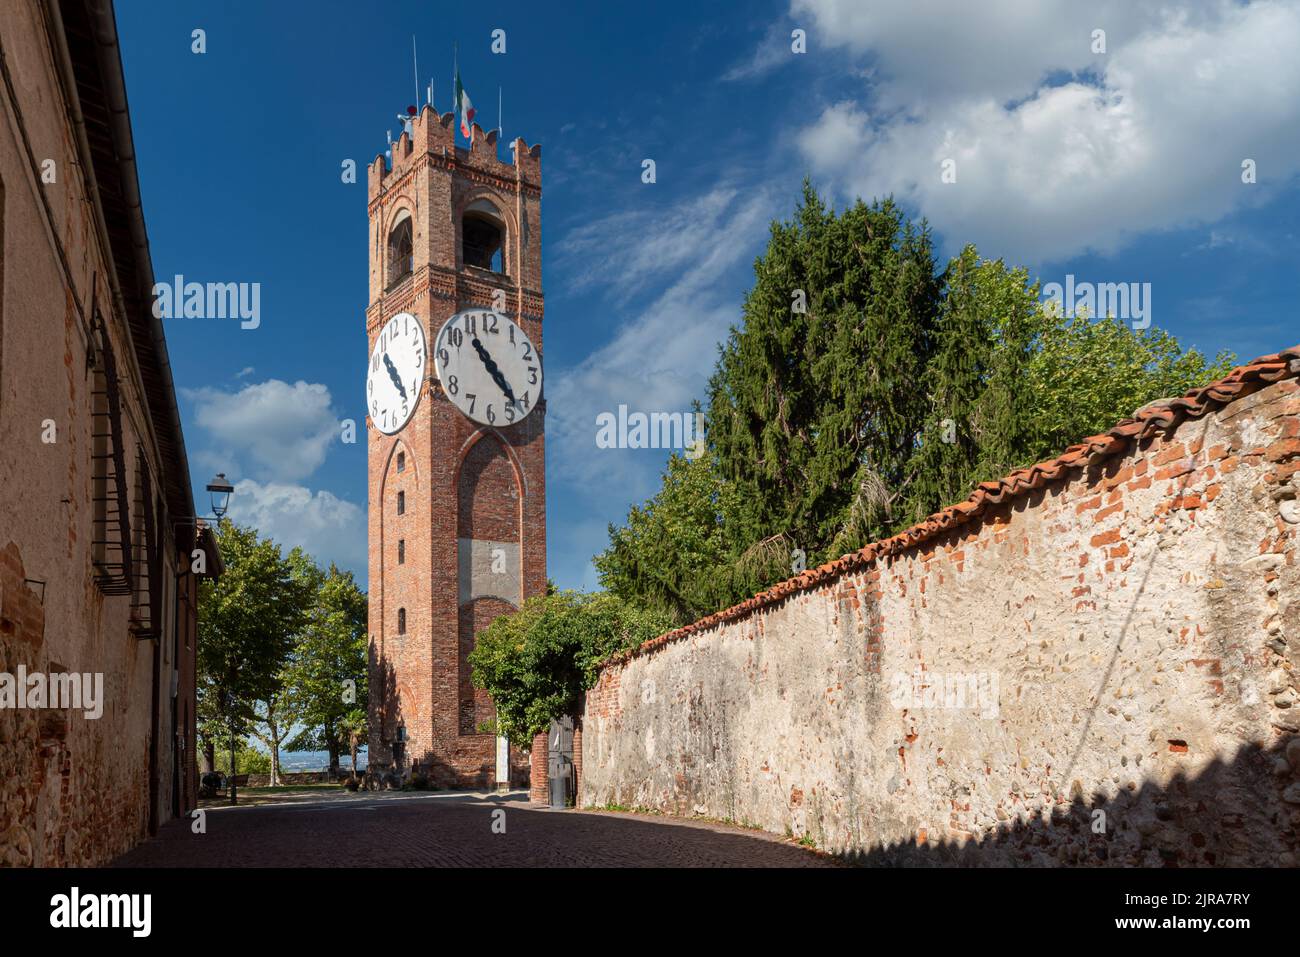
[183,379,342,482]
[792,0,1300,262]
[231,479,367,577]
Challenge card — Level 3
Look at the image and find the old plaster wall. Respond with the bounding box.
[583,358,1300,865]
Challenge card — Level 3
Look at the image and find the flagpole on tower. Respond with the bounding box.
[452,41,458,141]
[412,36,420,111]
[498,86,502,138]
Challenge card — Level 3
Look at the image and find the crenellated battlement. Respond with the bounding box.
[368,104,541,200]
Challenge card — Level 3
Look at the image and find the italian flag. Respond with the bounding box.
[455,70,475,138]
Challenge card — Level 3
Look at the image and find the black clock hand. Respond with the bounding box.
[382,353,407,401]
[471,337,517,406]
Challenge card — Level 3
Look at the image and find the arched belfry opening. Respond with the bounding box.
[387,209,413,286]
[462,199,505,273]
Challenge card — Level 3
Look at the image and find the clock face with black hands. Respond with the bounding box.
[367,312,426,435]
[434,309,542,427]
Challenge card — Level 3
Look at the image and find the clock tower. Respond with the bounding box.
[365,107,545,788]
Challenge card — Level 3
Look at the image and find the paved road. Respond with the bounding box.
[111,791,837,868]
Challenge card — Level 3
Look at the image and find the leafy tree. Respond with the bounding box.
[595,451,751,625]
[896,246,1040,529]
[196,522,313,781]
[1021,312,1235,466]
[283,564,369,774]
[209,745,272,777]
[596,186,1238,626]
[708,183,940,558]
[469,592,673,748]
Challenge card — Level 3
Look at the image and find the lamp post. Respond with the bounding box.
[206,473,234,520]
[220,689,238,806]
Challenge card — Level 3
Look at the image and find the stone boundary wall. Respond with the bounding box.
[582,348,1300,865]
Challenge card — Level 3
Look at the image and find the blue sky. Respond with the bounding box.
[117,0,1300,591]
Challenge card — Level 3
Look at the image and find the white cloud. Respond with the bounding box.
[231,479,366,578]
[548,183,780,489]
[553,187,755,301]
[793,0,1300,262]
[722,21,798,82]
[183,379,342,482]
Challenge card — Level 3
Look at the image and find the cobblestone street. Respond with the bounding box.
[110,791,837,867]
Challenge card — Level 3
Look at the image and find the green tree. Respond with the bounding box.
[896,246,1041,529]
[336,708,368,778]
[708,184,940,560]
[595,451,750,625]
[469,592,673,748]
[596,186,1238,626]
[283,564,369,775]
[196,522,313,782]
[1021,312,1235,466]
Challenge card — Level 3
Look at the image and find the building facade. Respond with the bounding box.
[0,0,218,866]
[366,110,546,788]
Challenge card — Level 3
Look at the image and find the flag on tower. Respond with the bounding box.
[455,70,475,138]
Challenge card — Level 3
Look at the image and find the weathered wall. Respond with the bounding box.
[0,0,201,866]
[583,353,1300,866]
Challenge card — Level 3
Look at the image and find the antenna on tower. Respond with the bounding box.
[498,86,503,138]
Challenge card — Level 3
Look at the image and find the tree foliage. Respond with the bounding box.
[196,524,369,779]
[197,522,314,757]
[283,564,369,768]
[597,186,1237,625]
[468,592,673,748]
[707,184,940,556]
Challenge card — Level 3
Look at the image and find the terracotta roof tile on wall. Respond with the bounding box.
[607,344,1300,667]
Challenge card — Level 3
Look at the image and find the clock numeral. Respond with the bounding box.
[438,347,449,366]
[527,366,538,385]
[486,404,496,425]
[518,391,529,411]
[485,314,499,334]
[521,342,533,361]
[505,402,515,424]
[447,375,458,396]
[466,392,476,414]
[508,325,515,345]
[448,328,463,348]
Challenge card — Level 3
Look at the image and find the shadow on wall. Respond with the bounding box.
[839,737,1298,867]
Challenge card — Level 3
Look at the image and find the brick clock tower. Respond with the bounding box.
[365,108,545,788]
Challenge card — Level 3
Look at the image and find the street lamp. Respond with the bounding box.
[206,473,234,520]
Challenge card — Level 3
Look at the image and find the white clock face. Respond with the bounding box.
[434,309,541,426]
[367,312,427,434]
